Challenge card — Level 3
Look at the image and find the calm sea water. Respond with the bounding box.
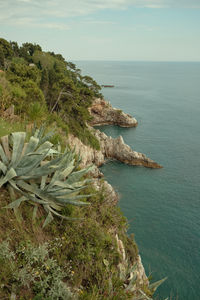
[75,61,200,300]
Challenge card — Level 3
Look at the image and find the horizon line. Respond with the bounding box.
[72,59,200,63]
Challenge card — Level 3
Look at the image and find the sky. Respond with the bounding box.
[0,0,200,61]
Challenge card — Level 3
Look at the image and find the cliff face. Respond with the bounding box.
[94,129,162,168]
[67,98,162,296]
[68,129,162,170]
[89,98,138,127]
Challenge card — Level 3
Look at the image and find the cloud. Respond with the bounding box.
[0,0,200,30]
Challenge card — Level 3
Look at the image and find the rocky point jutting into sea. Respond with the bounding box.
[68,98,162,170]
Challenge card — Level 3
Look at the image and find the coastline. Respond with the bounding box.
[66,97,163,297]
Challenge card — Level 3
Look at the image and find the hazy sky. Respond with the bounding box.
[0,0,200,61]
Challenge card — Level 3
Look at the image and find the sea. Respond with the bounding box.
[75,61,200,300]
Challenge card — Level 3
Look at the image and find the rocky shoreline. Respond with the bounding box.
[69,98,162,170]
[89,98,138,127]
[67,97,162,294]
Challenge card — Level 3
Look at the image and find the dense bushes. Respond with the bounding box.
[0,37,102,149]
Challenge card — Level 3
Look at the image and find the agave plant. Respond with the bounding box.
[0,126,94,227]
[116,235,167,300]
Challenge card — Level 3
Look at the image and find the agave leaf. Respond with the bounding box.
[60,160,75,179]
[138,289,153,300]
[41,175,47,190]
[43,210,54,228]
[53,179,92,189]
[66,165,94,184]
[47,205,79,220]
[9,180,48,205]
[21,192,49,205]
[0,168,17,188]
[24,136,39,155]
[16,180,62,211]
[10,132,26,167]
[47,186,85,197]
[55,199,90,206]
[57,194,92,201]
[1,135,11,160]
[21,142,28,157]
[35,123,45,140]
[43,154,71,189]
[4,196,27,209]
[32,205,38,222]
[16,149,51,176]
[33,124,55,146]
[39,130,55,146]
[36,141,53,154]
[8,185,22,222]
[70,179,93,188]
[47,149,60,155]
[0,161,7,174]
[19,158,60,179]
[0,144,8,164]
[149,277,167,292]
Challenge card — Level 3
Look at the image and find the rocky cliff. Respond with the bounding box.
[68,129,162,170]
[66,99,162,296]
[89,98,138,127]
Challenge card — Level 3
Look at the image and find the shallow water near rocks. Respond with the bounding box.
[75,61,200,300]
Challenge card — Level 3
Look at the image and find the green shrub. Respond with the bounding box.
[0,240,76,299]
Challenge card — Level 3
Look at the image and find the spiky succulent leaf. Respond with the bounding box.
[149,277,167,293]
[0,126,93,226]
[10,132,26,168]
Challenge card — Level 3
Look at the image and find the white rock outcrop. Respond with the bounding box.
[89,98,138,127]
[67,130,162,170]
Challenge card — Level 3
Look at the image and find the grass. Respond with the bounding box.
[0,117,26,136]
[0,181,141,299]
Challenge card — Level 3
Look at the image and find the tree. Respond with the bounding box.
[10,41,20,57]
[0,46,5,69]
[0,38,13,58]
[40,68,49,97]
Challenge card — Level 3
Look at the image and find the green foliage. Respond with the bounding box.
[0,73,13,111]
[0,128,93,227]
[27,102,48,122]
[0,240,76,299]
[0,38,13,58]
[0,37,103,149]
[0,118,25,137]
[0,46,5,68]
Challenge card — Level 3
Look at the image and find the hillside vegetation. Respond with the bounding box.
[0,37,101,149]
[0,38,166,299]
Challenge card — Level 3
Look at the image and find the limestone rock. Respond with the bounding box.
[93,179,118,204]
[67,133,104,168]
[94,129,162,168]
[68,129,162,169]
[89,98,138,127]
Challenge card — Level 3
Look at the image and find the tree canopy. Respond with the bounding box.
[0,38,102,149]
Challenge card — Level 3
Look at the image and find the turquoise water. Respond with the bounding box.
[75,61,200,300]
